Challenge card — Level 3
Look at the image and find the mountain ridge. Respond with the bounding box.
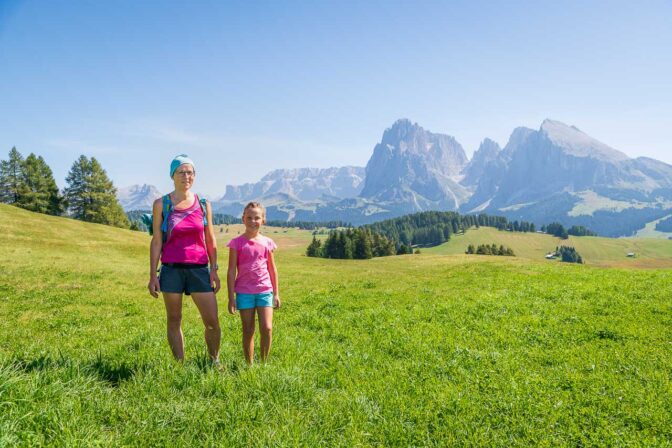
[118,119,672,237]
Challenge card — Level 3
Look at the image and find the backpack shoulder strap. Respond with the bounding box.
[197,195,209,226]
[161,194,173,233]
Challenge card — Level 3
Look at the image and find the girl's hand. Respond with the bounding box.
[273,294,281,309]
[148,276,161,298]
[227,300,237,315]
[210,270,221,293]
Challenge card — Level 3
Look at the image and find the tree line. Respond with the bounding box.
[0,147,129,228]
[306,228,398,259]
[655,216,672,233]
[542,222,597,239]
[363,211,537,248]
[465,244,515,256]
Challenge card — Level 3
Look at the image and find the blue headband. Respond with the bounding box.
[170,154,195,178]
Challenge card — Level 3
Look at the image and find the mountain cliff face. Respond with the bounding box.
[220,166,365,202]
[360,119,470,209]
[461,138,501,187]
[462,120,672,236]
[208,118,672,236]
[117,184,162,211]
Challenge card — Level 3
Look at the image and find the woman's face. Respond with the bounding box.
[243,207,265,232]
[172,163,195,190]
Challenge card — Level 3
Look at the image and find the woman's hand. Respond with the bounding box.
[210,270,221,293]
[227,299,237,315]
[148,276,161,298]
[273,294,281,309]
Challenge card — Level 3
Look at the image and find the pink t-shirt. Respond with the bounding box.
[161,196,209,265]
[227,234,277,294]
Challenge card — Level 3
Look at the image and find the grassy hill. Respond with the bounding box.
[424,226,672,268]
[1,204,671,446]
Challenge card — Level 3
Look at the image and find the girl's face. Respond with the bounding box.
[243,207,265,233]
[172,164,195,190]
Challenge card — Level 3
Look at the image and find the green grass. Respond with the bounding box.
[1,204,671,446]
[425,226,672,268]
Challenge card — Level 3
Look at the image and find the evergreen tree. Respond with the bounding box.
[64,155,129,228]
[397,243,411,255]
[19,154,64,215]
[0,147,26,204]
[306,236,323,257]
[354,229,373,259]
[343,231,354,259]
[323,231,340,259]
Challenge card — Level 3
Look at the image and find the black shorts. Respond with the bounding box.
[159,264,213,295]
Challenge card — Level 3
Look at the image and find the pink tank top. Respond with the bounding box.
[161,195,208,264]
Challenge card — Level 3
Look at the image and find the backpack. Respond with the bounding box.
[141,194,208,243]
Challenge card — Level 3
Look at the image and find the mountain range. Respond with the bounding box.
[118,119,672,237]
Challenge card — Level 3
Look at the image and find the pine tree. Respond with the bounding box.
[306,236,323,257]
[64,155,129,228]
[0,147,26,204]
[19,154,64,215]
[354,229,373,259]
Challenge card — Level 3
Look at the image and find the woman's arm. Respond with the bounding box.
[148,198,163,298]
[204,201,220,293]
[268,251,280,308]
[227,248,238,314]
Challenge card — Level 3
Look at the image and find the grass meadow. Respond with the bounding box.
[1,203,671,446]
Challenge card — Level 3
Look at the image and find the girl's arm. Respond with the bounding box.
[204,201,220,293]
[148,198,163,298]
[268,251,280,308]
[227,248,238,314]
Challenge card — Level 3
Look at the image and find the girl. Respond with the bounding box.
[227,202,280,364]
[148,154,221,365]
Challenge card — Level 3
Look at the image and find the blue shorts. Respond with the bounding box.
[159,264,213,296]
[236,292,274,310]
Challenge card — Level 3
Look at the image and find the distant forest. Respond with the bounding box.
[363,211,537,248]
[655,215,672,232]
[542,222,597,239]
[308,211,601,260]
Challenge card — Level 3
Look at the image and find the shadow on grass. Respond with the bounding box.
[88,355,142,387]
[5,353,147,388]
[193,354,245,375]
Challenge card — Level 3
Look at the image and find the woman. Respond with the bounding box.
[147,154,221,365]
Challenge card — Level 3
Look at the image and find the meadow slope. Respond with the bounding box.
[424,226,672,269]
[0,204,671,446]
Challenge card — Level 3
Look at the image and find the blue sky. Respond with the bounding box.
[1,0,671,196]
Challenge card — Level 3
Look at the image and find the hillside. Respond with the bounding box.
[1,204,671,446]
[425,227,672,269]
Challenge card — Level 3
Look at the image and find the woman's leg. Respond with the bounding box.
[163,293,184,360]
[239,308,256,364]
[191,292,221,361]
[257,307,273,362]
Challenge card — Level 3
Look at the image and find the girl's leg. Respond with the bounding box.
[239,308,256,364]
[191,292,221,361]
[163,293,184,360]
[257,307,273,362]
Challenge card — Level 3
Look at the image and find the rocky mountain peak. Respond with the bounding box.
[360,119,470,208]
[117,184,162,211]
[539,119,629,162]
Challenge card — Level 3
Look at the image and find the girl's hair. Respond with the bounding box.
[243,201,265,217]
